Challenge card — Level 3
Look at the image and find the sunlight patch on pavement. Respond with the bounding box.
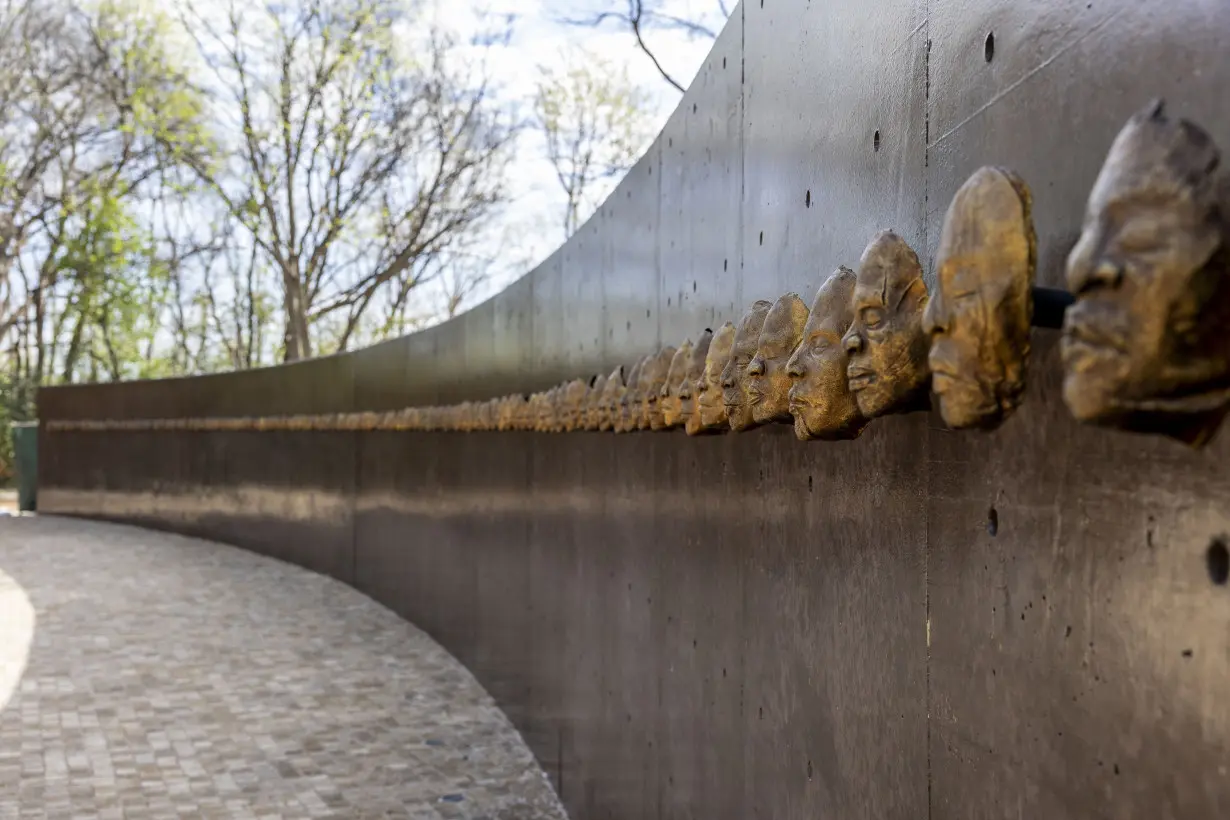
[0,565,34,712]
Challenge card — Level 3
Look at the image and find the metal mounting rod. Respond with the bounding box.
[1032,287,1074,329]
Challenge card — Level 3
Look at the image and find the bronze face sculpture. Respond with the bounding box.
[642,346,677,431]
[616,358,646,433]
[495,399,510,431]
[598,366,624,432]
[517,395,536,431]
[584,374,607,430]
[924,166,1037,431]
[562,378,590,431]
[634,353,660,431]
[530,391,547,432]
[680,330,713,435]
[660,340,694,429]
[841,231,931,418]
[538,388,561,433]
[786,267,868,441]
[694,322,737,434]
[1062,101,1230,446]
[747,293,810,425]
[721,301,773,431]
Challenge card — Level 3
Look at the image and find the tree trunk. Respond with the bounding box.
[281,275,311,362]
[62,311,86,383]
[33,286,45,385]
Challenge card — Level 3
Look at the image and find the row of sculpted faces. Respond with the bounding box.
[394,102,1230,446]
[47,103,1230,445]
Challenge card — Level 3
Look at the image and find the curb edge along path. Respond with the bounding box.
[0,516,566,820]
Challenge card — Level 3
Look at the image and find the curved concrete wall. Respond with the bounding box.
[38,1,1230,818]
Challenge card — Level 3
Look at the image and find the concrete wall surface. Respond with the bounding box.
[38,1,1230,818]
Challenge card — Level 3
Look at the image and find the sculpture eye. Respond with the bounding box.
[862,307,885,329]
[1114,222,1164,255]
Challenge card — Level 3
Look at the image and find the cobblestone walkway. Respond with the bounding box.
[0,516,565,820]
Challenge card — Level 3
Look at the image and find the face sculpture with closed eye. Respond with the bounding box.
[721,301,773,431]
[562,378,590,431]
[924,166,1037,431]
[598,366,625,432]
[584,374,607,431]
[1062,101,1230,446]
[694,322,736,434]
[747,293,810,424]
[660,340,694,429]
[642,346,677,431]
[841,231,931,419]
[617,357,648,433]
[787,267,868,440]
[680,330,712,435]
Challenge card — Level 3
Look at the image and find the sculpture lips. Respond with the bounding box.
[1063,314,1130,358]
[930,370,960,390]
[846,367,876,390]
[929,356,964,388]
[787,396,814,415]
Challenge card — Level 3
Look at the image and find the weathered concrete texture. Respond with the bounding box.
[0,516,565,820]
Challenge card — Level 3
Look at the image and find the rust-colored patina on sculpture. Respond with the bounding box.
[1062,101,1230,446]
[598,366,625,432]
[787,267,868,440]
[924,166,1037,431]
[721,301,773,431]
[681,329,713,435]
[660,340,694,429]
[842,231,931,419]
[562,378,590,432]
[694,322,736,434]
[616,358,645,433]
[583,374,607,430]
[748,293,809,425]
[642,346,678,431]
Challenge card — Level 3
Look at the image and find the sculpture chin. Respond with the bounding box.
[752,393,792,425]
[932,375,1003,431]
[789,398,866,441]
[1060,339,1131,424]
[725,403,758,432]
[1062,371,1116,424]
[852,380,891,418]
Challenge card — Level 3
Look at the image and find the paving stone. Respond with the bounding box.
[0,517,565,820]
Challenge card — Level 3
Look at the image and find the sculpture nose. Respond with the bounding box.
[843,330,863,355]
[747,355,765,377]
[922,292,947,336]
[786,353,805,379]
[1071,257,1124,295]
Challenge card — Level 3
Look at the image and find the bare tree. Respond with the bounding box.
[176,0,516,361]
[533,48,654,237]
[556,0,731,92]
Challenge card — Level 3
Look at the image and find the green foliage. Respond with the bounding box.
[0,375,36,485]
[53,183,177,382]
